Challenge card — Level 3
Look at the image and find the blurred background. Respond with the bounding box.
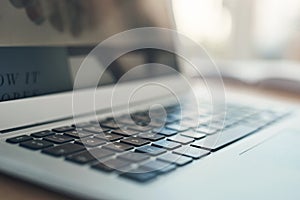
[173,0,300,61]
[5,0,300,61]
[2,0,300,93]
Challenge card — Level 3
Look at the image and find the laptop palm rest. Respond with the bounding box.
[232,130,300,199]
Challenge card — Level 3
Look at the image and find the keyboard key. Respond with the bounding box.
[64,130,93,139]
[121,137,150,147]
[94,133,123,142]
[75,137,106,147]
[131,115,151,123]
[31,130,55,138]
[20,140,53,150]
[101,158,131,171]
[52,126,75,133]
[191,125,258,151]
[157,153,192,166]
[152,140,181,150]
[120,167,157,182]
[103,142,134,152]
[167,135,194,145]
[138,132,164,141]
[180,131,206,139]
[157,163,177,173]
[92,163,114,172]
[42,143,85,157]
[194,126,218,135]
[140,160,176,174]
[173,146,210,159]
[165,124,189,132]
[89,148,115,158]
[44,134,74,144]
[6,135,33,144]
[127,125,153,132]
[136,145,166,156]
[118,152,150,163]
[66,151,97,164]
[112,129,138,137]
[66,148,115,164]
[153,128,177,136]
[83,126,110,134]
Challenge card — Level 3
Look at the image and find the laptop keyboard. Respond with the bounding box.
[5,103,287,183]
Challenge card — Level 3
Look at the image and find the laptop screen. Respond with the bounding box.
[0,0,179,102]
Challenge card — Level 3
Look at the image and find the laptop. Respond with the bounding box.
[1,0,299,199]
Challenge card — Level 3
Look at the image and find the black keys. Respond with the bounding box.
[66,148,115,164]
[20,140,53,150]
[52,126,75,133]
[103,142,134,152]
[42,143,85,157]
[173,146,210,159]
[66,151,96,164]
[31,130,55,138]
[158,153,192,166]
[112,129,138,137]
[64,130,93,139]
[138,132,164,141]
[140,160,176,174]
[94,133,123,142]
[152,140,181,150]
[121,137,150,147]
[75,137,106,147]
[120,168,157,182]
[167,135,194,145]
[6,135,32,144]
[136,145,166,156]
[44,134,74,144]
[191,125,258,152]
[118,152,150,163]
[180,131,206,139]
[154,128,177,136]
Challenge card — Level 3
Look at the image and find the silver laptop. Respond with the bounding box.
[1,0,299,199]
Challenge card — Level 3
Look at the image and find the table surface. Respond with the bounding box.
[1,84,300,200]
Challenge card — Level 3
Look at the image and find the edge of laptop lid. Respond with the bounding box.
[0,74,187,132]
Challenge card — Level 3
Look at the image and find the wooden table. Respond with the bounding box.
[0,173,73,200]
